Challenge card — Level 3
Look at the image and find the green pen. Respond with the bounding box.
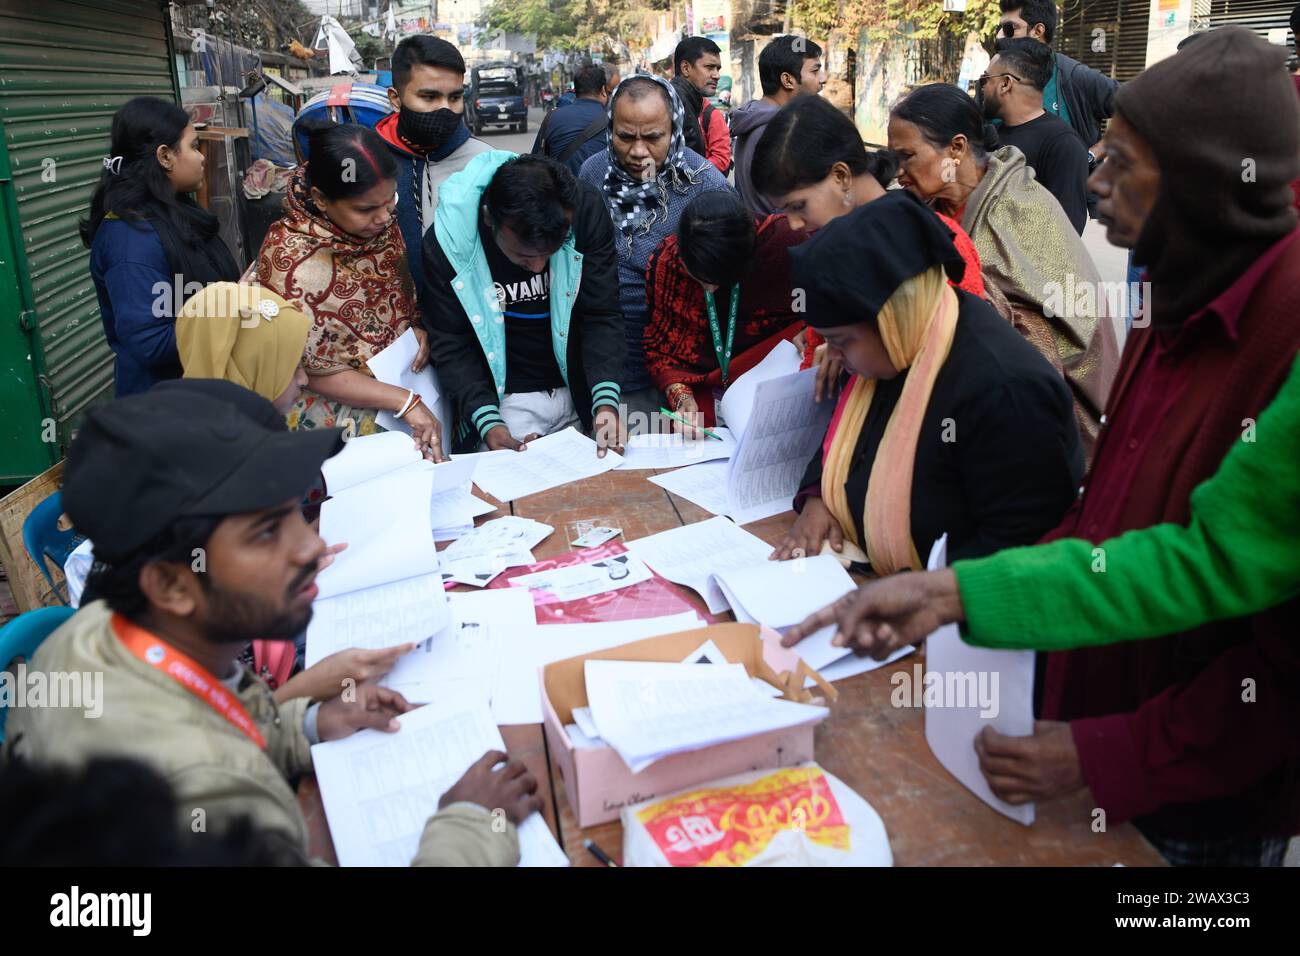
[658,407,724,441]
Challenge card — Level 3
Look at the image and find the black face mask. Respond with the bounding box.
[396,106,463,152]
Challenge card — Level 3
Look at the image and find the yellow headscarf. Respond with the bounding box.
[176,282,311,403]
[821,266,958,575]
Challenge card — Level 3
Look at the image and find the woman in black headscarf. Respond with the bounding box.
[773,191,1083,574]
[81,96,240,396]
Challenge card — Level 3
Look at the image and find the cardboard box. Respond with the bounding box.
[541,622,832,828]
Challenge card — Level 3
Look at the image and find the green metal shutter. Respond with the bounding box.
[0,0,178,481]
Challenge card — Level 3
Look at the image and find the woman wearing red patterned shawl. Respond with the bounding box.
[644,191,810,432]
[256,121,445,460]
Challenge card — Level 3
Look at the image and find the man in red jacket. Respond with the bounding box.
[670,36,731,174]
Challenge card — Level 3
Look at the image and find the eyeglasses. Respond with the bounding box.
[999,22,1019,37]
[978,72,1023,86]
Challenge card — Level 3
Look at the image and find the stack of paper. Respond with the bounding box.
[711,553,914,682]
[649,341,833,525]
[308,435,499,667]
[458,427,623,502]
[509,552,655,604]
[564,639,780,748]
[440,516,554,587]
[307,467,450,666]
[311,690,569,866]
[617,428,737,470]
[583,660,828,773]
[625,516,774,614]
[491,610,706,725]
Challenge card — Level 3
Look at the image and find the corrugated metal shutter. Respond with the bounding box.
[1208,0,1295,42]
[0,0,177,448]
[1058,0,1151,81]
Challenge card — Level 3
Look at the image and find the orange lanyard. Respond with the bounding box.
[112,613,267,750]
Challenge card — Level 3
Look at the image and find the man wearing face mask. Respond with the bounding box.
[376,35,491,305]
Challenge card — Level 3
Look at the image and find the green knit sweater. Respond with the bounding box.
[953,353,1300,649]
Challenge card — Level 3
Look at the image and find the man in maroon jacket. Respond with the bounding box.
[980,28,1300,867]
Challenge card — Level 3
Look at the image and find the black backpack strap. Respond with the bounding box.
[531,109,555,156]
[557,113,609,165]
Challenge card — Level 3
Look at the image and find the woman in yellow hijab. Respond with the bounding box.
[774,191,1083,572]
[176,282,311,415]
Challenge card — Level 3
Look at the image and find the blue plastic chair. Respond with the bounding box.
[21,491,85,605]
[0,606,76,741]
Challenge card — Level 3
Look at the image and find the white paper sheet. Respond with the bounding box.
[311,690,568,867]
[509,553,653,603]
[316,469,439,599]
[625,515,774,614]
[378,634,491,706]
[583,659,828,772]
[365,326,452,440]
[717,339,802,442]
[564,722,608,749]
[570,706,602,741]
[490,611,706,725]
[320,431,420,494]
[467,428,622,502]
[305,571,450,667]
[647,460,731,516]
[617,428,737,470]
[372,588,535,704]
[921,534,1036,825]
[713,553,856,630]
[440,517,553,585]
[724,367,834,525]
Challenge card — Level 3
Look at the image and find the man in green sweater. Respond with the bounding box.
[783,350,1299,655]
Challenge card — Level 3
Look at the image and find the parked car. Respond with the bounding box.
[466,63,527,135]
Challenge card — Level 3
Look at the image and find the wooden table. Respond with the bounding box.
[301,465,1166,867]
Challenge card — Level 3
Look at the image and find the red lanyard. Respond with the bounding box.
[112,614,267,750]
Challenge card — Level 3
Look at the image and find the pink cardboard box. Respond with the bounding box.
[541,622,831,828]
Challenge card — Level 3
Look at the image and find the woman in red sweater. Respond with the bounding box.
[643,191,810,432]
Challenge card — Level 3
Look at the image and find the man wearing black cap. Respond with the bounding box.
[4,388,541,865]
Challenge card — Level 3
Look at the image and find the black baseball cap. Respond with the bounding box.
[151,378,288,432]
[64,389,343,563]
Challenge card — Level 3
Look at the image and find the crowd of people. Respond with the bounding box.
[5,0,1300,869]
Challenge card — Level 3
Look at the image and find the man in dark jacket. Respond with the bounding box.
[731,34,825,217]
[531,63,619,175]
[997,0,1118,215]
[422,152,626,456]
[376,35,490,306]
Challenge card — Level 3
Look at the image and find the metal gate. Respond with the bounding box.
[0,0,178,481]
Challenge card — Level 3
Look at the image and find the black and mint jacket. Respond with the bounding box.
[421,150,625,451]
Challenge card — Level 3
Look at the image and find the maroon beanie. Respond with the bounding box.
[1116,26,1300,322]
